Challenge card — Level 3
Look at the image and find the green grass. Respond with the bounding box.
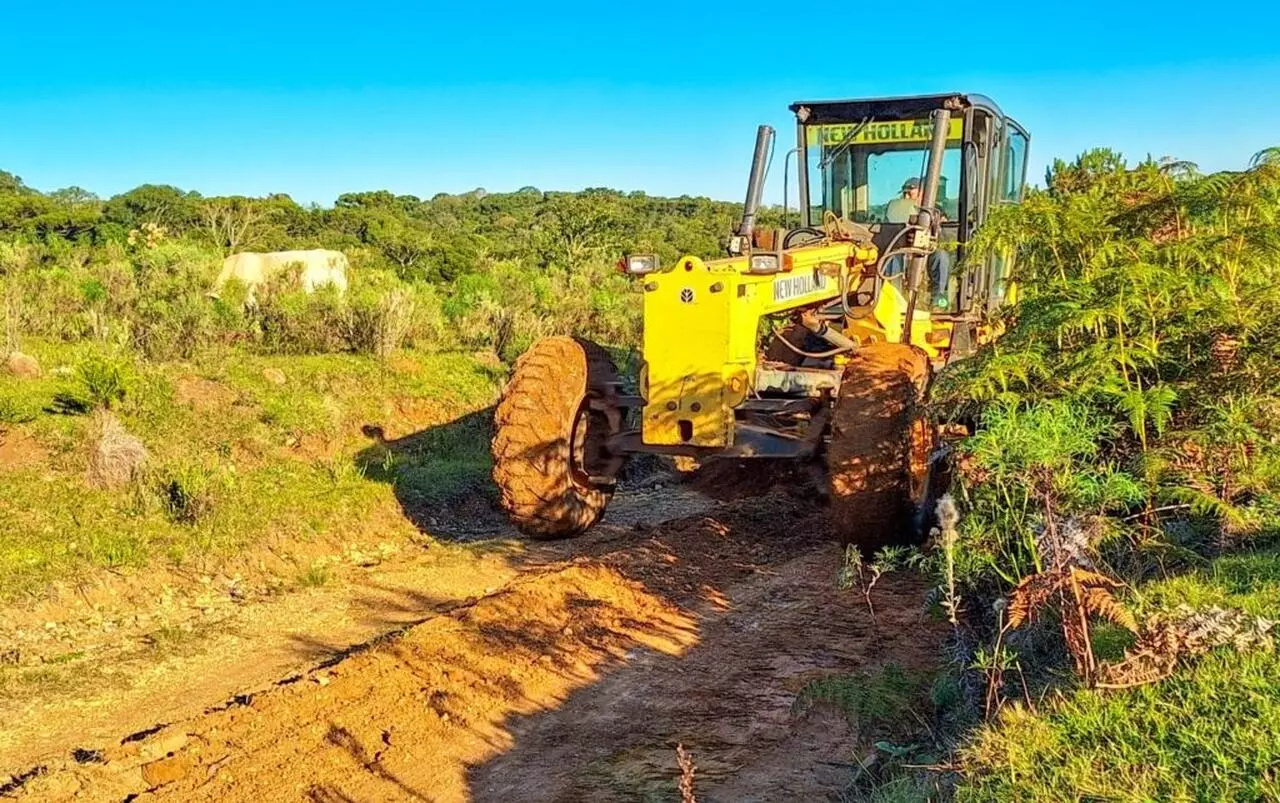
[297,563,332,588]
[792,664,932,737]
[0,341,503,599]
[957,545,1280,802]
[362,407,496,509]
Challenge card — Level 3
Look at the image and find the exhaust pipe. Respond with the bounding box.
[902,109,952,338]
[737,125,775,242]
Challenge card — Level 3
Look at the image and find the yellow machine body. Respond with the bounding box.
[640,241,951,449]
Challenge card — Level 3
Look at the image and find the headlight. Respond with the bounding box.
[622,254,660,275]
[748,254,781,274]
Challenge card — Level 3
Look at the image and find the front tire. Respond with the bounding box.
[825,343,933,550]
[491,336,620,539]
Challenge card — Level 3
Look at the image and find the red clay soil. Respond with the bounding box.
[0,429,46,474]
[9,494,945,802]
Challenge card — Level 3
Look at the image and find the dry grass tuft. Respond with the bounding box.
[675,743,697,803]
[86,411,149,489]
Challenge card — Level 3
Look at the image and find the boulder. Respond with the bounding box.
[5,351,41,379]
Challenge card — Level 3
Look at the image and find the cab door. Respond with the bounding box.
[984,119,1029,312]
[956,109,1001,314]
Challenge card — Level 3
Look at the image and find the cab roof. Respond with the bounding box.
[788,92,1005,125]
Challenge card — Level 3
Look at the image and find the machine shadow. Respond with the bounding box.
[353,407,507,538]
[456,492,946,801]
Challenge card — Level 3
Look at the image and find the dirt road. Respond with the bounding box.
[4,486,943,802]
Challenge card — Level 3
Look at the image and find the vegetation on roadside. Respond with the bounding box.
[911,147,1280,798]
[958,547,1280,801]
[0,168,769,599]
[0,342,501,598]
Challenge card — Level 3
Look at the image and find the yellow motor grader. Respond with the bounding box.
[492,92,1030,545]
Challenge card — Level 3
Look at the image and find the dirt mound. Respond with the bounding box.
[0,428,46,473]
[13,565,695,802]
[174,377,237,412]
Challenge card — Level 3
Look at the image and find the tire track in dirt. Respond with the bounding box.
[8,491,945,802]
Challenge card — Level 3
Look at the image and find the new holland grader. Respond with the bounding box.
[492,92,1030,546]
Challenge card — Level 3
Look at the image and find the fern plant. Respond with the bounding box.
[1007,565,1138,682]
[938,147,1280,590]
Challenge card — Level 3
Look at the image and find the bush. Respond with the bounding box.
[938,151,1280,590]
[345,287,415,358]
[127,242,223,359]
[52,350,137,413]
[0,393,38,425]
[158,461,217,525]
[257,283,347,354]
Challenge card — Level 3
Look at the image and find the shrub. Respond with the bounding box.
[404,283,446,350]
[0,242,38,276]
[127,242,223,359]
[0,393,39,425]
[52,351,136,413]
[939,151,1280,591]
[210,278,250,336]
[257,283,346,354]
[345,287,416,358]
[158,461,217,525]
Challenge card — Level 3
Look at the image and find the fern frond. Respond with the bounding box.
[1007,572,1059,629]
[1070,567,1125,589]
[1081,586,1138,633]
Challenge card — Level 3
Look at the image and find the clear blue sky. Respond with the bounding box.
[2,0,1277,205]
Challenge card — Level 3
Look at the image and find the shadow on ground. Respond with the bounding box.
[459,495,948,802]
[354,408,504,537]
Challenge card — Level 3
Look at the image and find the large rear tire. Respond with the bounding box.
[826,343,933,550]
[491,336,621,539]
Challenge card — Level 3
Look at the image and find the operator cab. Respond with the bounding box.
[790,93,1030,318]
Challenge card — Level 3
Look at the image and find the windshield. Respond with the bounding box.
[804,118,962,225]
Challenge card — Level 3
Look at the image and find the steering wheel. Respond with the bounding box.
[782,227,825,249]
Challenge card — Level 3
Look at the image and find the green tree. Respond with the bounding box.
[103,184,202,232]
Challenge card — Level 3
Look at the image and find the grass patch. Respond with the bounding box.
[0,342,502,599]
[297,563,332,588]
[957,546,1280,802]
[792,664,931,737]
[363,408,495,510]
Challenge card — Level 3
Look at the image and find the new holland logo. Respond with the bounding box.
[772,270,826,302]
[679,287,695,304]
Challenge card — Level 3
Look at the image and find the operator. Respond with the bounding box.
[885,177,923,224]
[883,177,953,311]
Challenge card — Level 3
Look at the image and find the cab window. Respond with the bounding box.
[805,117,963,225]
[1003,125,1029,202]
